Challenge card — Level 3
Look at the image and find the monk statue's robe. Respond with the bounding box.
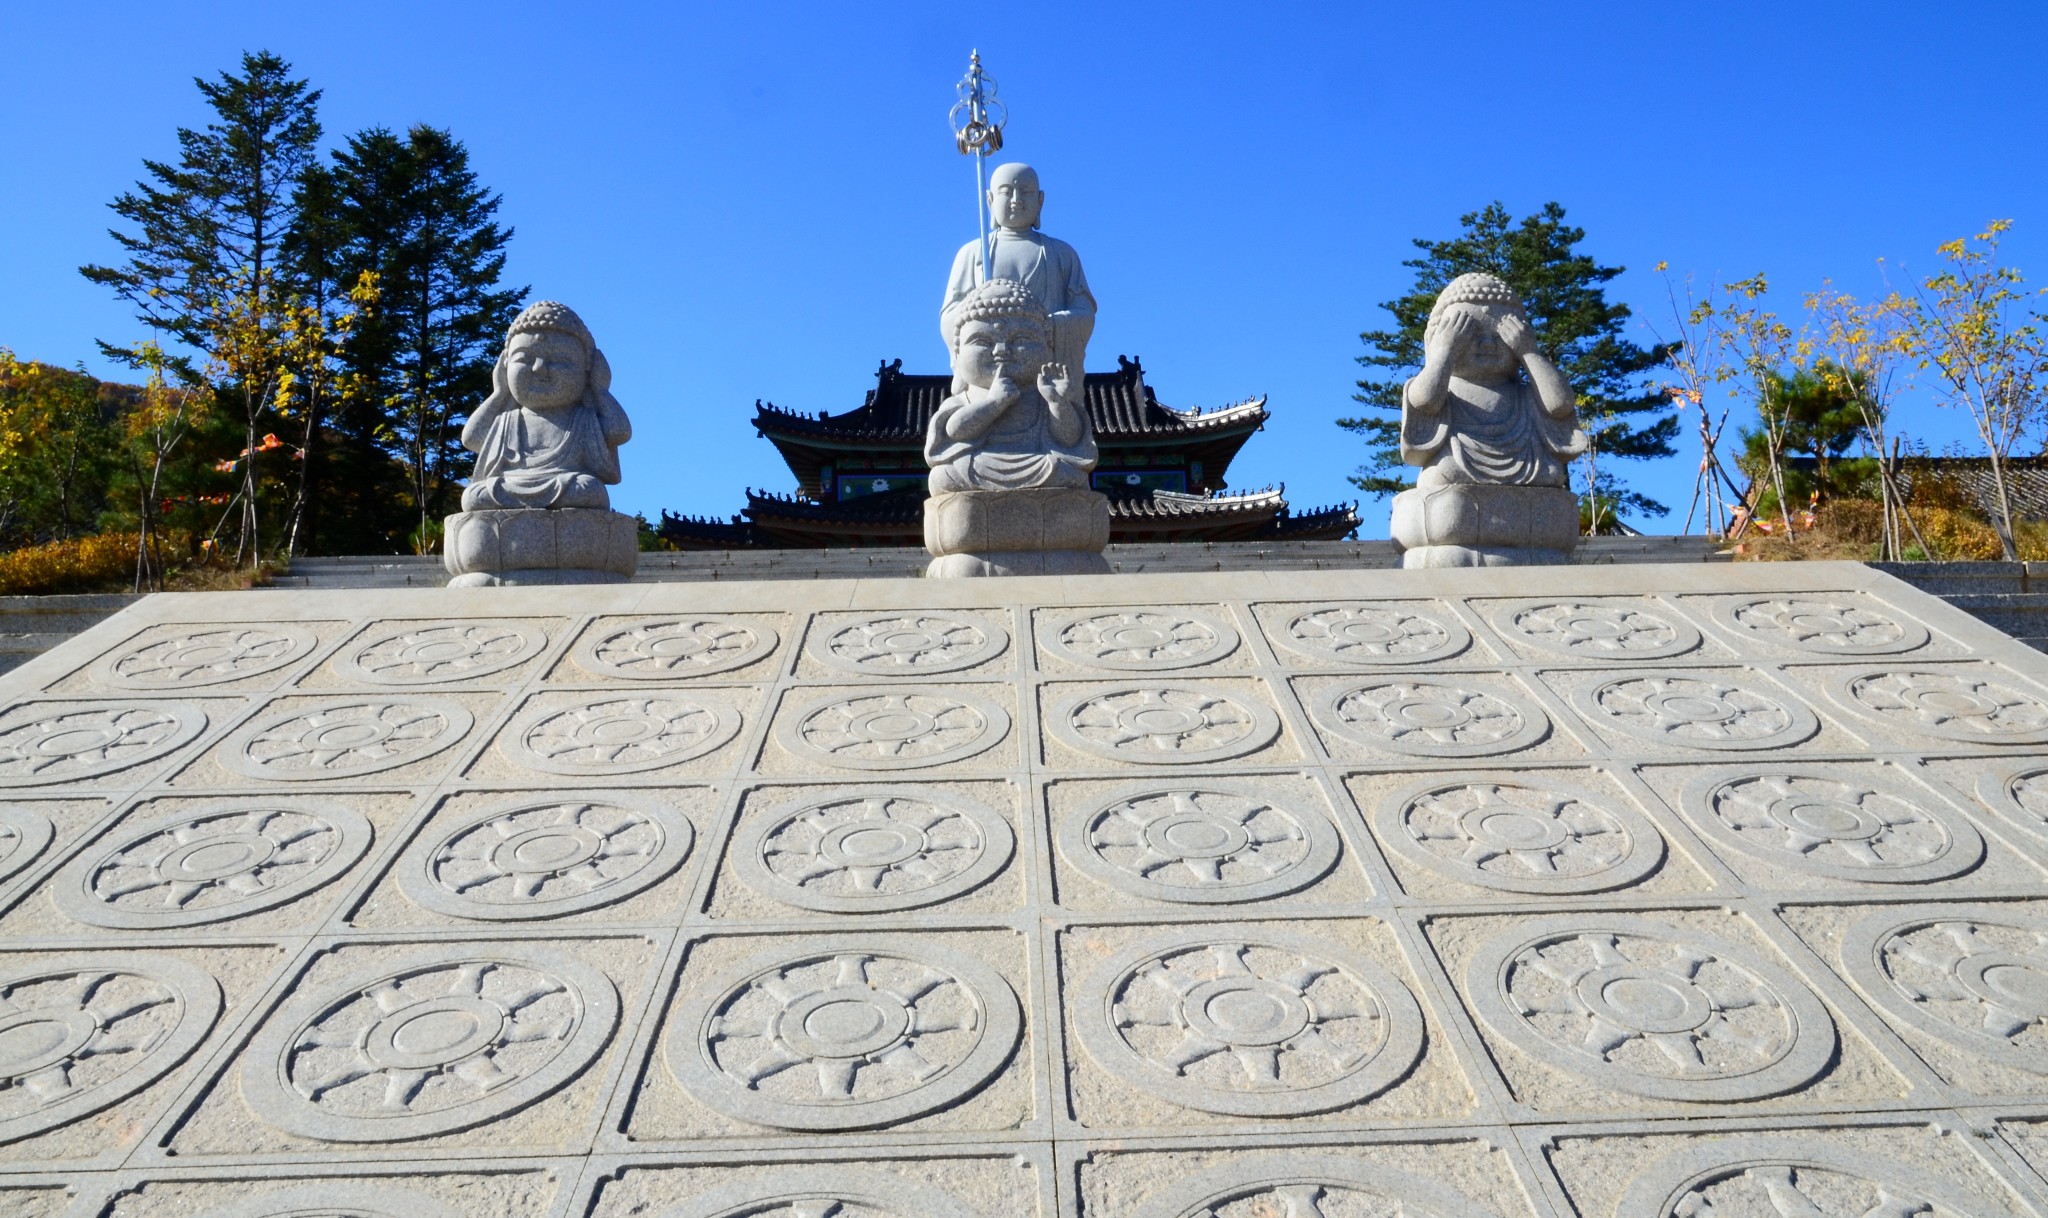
[941,228,1096,380]
[460,397,631,512]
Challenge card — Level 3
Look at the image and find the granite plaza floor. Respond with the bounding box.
[0,561,2046,1215]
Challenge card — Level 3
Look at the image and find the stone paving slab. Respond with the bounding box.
[2,562,2048,1215]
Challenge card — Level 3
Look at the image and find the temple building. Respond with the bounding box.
[658,356,1359,549]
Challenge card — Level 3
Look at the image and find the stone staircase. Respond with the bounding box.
[1869,561,2048,652]
[0,594,142,674]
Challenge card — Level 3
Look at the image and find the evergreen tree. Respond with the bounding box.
[1736,360,1876,509]
[81,50,322,564]
[1339,202,1678,523]
[330,125,524,551]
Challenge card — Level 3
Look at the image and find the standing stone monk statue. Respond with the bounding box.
[941,163,1095,384]
[1390,273,1587,567]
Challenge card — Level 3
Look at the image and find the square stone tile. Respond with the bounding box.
[1031,604,1255,676]
[1678,588,1971,662]
[1465,594,1740,666]
[0,796,117,903]
[467,686,759,785]
[1249,598,1498,670]
[296,617,566,689]
[163,934,657,1160]
[47,620,346,696]
[0,941,290,1167]
[704,779,1026,921]
[1039,677,1299,772]
[1044,773,1376,912]
[346,785,723,930]
[619,926,1038,1146]
[94,1164,567,1217]
[758,683,1020,779]
[4,789,418,939]
[582,1148,1050,1217]
[1544,1119,2039,1218]
[1536,665,1865,758]
[1773,660,2048,755]
[1779,898,2048,1100]
[1339,766,1719,902]
[553,612,791,685]
[1055,916,1475,1133]
[1924,752,2048,851]
[0,697,237,794]
[1071,1135,1544,1218]
[1633,758,2038,895]
[1422,905,1920,1119]
[794,609,1015,681]
[1292,670,1585,766]
[175,692,489,790]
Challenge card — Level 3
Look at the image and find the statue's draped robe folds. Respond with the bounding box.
[925,387,1097,495]
[942,230,1096,379]
[1399,377,1586,490]
[461,395,631,511]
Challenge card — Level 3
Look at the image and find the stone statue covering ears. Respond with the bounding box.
[460,301,632,513]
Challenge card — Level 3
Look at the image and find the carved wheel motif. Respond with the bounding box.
[668,941,1021,1130]
[1077,930,1424,1116]
[225,699,471,781]
[0,956,221,1142]
[1060,788,1340,904]
[95,624,315,689]
[656,1167,982,1218]
[208,1183,463,1218]
[1843,906,2048,1073]
[1619,1135,2029,1218]
[1721,595,1929,655]
[1320,679,1545,757]
[736,791,1013,913]
[815,613,1006,676]
[507,696,741,775]
[403,796,694,920]
[57,801,372,929]
[1041,609,1238,671]
[1495,600,1699,660]
[1977,764,2048,843]
[0,805,55,886]
[1832,669,2048,745]
[338,621,546,685]
[1051,685,1280,765]
[0,703,206,785]
[1690,769,1984,884]
[1276,603,1469,666]
[779,690,1009,771]
[1377,779,1663,895]
[1580,674,1817,751]
[243,953,618,1141]
[1132,1155,1502,1218]
[577,616,778,680]
[1468,916,1835,1101]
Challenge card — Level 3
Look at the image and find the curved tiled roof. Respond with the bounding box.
[754,356,1268,444]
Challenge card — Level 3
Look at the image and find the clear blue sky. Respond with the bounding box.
[4,1,2042,536]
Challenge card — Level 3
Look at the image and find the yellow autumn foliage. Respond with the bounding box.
[0,533,141,595]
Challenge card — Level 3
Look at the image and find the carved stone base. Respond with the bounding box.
[443,508,638,587]
[1390,483,1579,569]
[923,487,1111,579]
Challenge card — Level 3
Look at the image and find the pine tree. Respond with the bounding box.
[81,50,322,565]
[1339,202,1678,525]
[329,126,524,552]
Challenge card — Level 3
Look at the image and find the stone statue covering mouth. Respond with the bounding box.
[459,300,633,513]
[927,278,1096,495]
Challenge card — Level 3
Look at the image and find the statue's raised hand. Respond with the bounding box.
[1038,361,1072,406]
[1496,313,1538,358]
[1425,309,1482,367]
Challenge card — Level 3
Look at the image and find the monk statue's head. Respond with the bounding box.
[948,278,1052,389]
[1426,273,1527,381]
[987,163,1044,232]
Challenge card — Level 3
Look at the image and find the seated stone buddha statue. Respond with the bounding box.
[1400,273,1586,489]
[459,300,632,512]
[926,278,1098,495]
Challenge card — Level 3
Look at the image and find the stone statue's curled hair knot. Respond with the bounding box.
[1424,273,1527,344]
[947,278,1051,348]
